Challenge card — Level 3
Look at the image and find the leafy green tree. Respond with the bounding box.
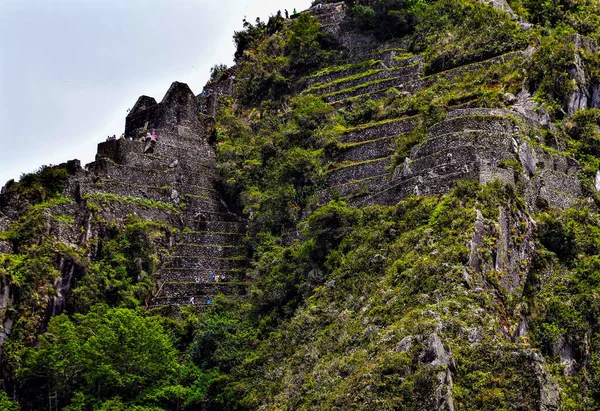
[19,305,179,409]
[287,13,324,72]
[0,391,20,411]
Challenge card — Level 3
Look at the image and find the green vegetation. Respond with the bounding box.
[234,13,339,109]
[348,0,426,39]
[83,193,180,213]
[411,0,528,74]
[2,164,71,205]
[4,0,600,409]
[216,93,344,241]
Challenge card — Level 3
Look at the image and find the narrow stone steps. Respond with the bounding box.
[182,230,243,246]
[174,243,246,258]
[334,136,396,163]
[152,297,212,307]
[160,267,245,282]
[156,282,248,303]
[326,156,392,186]
[166,256,246,270]
[184,210,243,223]
[188,219,246,233]
[340,116,419,144]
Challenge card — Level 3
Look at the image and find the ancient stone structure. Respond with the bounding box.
[0,82,248,316]
[362,109,582,210]
[299,5,584,212]
[90,82,247,306]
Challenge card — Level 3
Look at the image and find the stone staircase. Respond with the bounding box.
[85,82,248,308]
[296,44,426,205]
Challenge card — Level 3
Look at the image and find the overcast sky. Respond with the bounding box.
[0,0,304,185]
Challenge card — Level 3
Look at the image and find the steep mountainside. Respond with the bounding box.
[2,0,600,409]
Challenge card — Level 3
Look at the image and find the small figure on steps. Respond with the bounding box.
[189,296,195,305]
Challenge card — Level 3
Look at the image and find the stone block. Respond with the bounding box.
[160,268,245,282]
[336,136,395,163]
[174,244,246,259]
[162,282,247,300]
[327,157,392,186]
[182,231,243,246]
[341,116,419,144]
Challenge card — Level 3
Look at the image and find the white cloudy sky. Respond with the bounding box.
[0,0,303,185]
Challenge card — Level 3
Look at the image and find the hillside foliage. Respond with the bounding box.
[2,0,600,409]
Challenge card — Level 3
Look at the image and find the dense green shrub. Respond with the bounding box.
[526,31,577,116]
[567,108,600,156]
[510,0,600,39]
[18,305,179,409]
[347,0,427,39]
[412,0,527,74]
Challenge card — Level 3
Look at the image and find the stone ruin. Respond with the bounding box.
[1,4,595,315]
[90,81,247,307]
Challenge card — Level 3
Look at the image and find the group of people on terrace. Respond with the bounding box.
[195,271,228,284]
[104,129,158,144]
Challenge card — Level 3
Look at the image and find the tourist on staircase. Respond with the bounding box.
[144,131,158,153]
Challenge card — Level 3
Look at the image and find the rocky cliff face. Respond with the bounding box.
[2,1,600,409]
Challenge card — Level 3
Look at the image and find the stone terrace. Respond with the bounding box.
[86,82,247,308]
[361,109,582,210]
[296,5,574,210]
